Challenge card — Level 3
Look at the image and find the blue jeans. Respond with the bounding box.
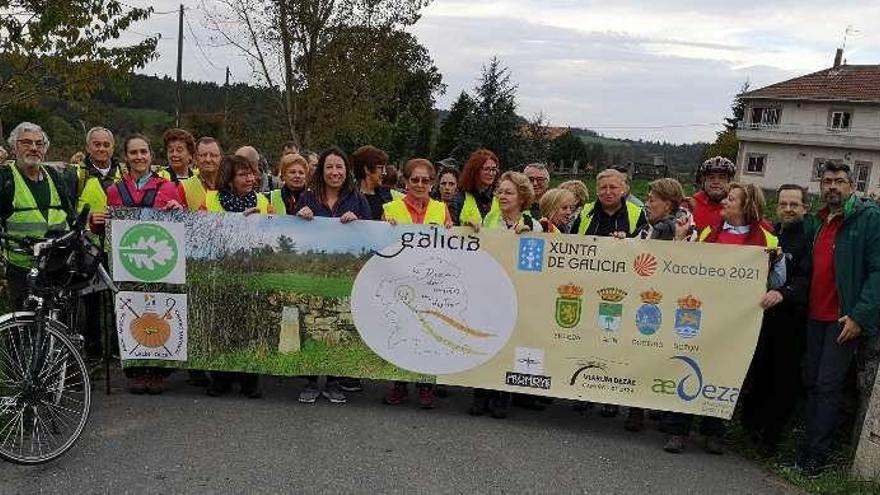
[801,319,858,462]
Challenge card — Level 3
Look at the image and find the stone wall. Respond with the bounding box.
[267,292,356,345]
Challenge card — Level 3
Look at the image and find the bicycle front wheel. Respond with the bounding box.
[0,316,91,464]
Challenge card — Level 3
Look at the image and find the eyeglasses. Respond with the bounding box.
[481,167,498,173]
[17,139,45,149]
[778,202,803,209]
[528,176,548,184]
[821,178,849,186]
[409,177,432,185]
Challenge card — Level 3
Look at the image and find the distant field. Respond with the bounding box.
[245,272,353,298]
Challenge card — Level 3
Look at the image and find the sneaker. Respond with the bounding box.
[339,378,363,392]
[322,382,347,404]
[145,375,165,395]
[128,375,147,395]
[624,408,645,432]
[418,387,435,409]
[704,436,724,455]
[664,435,685,454]
[599,404,619,418]
[298,383,321,403]
[383,384,409,405]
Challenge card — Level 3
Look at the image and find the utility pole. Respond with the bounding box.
[224,66,230,129]
[175,4,184,127]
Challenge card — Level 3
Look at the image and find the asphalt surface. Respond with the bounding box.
[2,371,801,494]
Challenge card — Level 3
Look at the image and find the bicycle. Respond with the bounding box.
[0,207,117,464]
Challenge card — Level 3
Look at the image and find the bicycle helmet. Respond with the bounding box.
[696,156,736,183]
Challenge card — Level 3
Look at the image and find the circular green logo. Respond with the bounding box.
[118,223,179,282]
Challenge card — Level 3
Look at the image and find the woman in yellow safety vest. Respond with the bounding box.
[158,128,198,183]
[201,155,272,215]
[381,159,453,409]
[468,171,542,419]
[269,153,309,215]
[449,148,500,227]
[201,155,271,399]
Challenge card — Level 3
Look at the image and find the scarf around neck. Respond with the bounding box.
[219,190,257,213]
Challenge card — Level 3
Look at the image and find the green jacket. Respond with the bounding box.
[805,195,880,336]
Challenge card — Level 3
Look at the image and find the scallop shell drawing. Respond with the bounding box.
[130,312,172,348]
[633,253,658,277]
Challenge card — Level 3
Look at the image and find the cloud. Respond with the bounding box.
[120,0,879,143]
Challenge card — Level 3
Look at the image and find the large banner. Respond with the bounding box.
[109,209,767,419]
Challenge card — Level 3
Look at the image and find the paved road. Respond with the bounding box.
[3,372,800,494]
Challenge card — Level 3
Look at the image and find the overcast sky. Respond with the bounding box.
[122,0,880,143]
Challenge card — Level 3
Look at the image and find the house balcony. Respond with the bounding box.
[737,122,880,151]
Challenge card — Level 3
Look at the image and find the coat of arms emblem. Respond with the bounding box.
[555,283,584,329]
[597,287,627,332]
[675,295,703,339]
[636,289,663,335]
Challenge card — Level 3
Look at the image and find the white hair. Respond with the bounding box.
[7,121,50,151]
[86,126,114,144]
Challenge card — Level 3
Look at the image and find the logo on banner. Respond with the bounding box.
[652,355,739,404]
[555,283,584,328]
[636,289,663,336]
[633,253,658,277]
[597,287,626,332]
[115,291,188,361]
[112,220,186,284]
[506,347,551,390]
[517,238,545,272]
[675,295,703,339]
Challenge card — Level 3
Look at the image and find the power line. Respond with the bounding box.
[184,10,223,71]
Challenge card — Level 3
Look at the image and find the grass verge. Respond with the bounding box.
[125,338,433,383]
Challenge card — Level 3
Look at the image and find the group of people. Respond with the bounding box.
[3,120,880,477]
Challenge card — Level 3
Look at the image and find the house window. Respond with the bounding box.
[749,107,780,127]
[829,110,852,131]
[744,154,766,176]
[854,161,873,193]
[812,158,845,181]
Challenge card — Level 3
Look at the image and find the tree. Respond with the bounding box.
[465,57,523,169]
[300,26,443,159]
[550,130,588,172]
[705,80,750,161]
[0,1,158,112]
[435,91,475,159]
[520,112,553,165]
[203,0,432,146]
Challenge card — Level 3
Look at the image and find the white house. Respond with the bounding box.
[736,50,880,194]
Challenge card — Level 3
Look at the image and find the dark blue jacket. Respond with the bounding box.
[295,189,371,220]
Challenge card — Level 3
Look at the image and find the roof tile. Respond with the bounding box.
[742,65,880,102]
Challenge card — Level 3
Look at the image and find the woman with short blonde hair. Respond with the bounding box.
[539,188,577,233]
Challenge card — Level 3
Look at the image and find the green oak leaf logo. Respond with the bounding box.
[118,223,178,281]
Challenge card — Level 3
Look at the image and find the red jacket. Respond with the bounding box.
[690,191,723,232]
[107,174,181,209]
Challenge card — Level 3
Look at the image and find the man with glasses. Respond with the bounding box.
[796,162,880,476]
[523,163,550,218]
[0,122,73,309]
[741,184,811,456]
